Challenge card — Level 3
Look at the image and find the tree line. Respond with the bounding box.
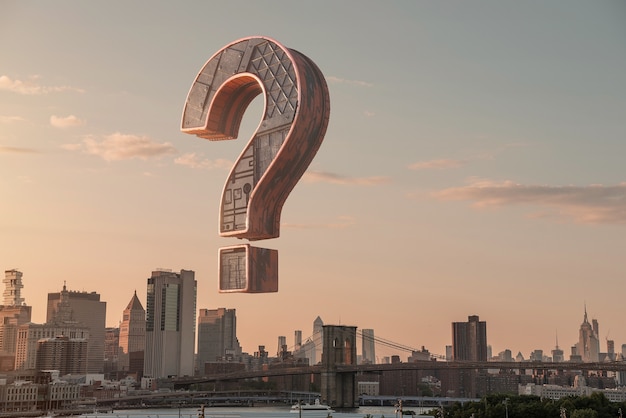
[432,393,625,418]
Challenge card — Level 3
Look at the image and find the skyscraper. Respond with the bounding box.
[294,330,302,350]
[296,316,324,365]
[104,327,120,376]
[3,269,25,306]
[0,270,32,368]
[118,291,145,379]
[552,333,565,362]
[277,335,287,356]
[577,306,600,362]
[16,323,90,371]
[361,329,376,364]
[46,283,106,373]
[144,269,196,378]
[36,336,87,375]
[452,315,487,361]
[196,308,241,375]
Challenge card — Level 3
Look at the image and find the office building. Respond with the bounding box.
[3,269,25,306]
[35,336,87,375]
[196,308,241,374]
[294,330,302,351]
[46,283,106,373]
[277,335,286,356]
[15,323,89,370]
[361,329,376,364]
[118,291,145,379]
[452,315,487,361]
[0,270,32,368]
[550,333,564,362]
[144,269,196,378]
[104,327,119,377]
[294,316,323,365]
[577,306,600,362]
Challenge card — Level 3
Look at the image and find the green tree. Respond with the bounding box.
[570,408,598,418]
[417,383,434,397]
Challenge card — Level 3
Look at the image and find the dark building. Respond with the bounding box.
[196,308,241,375]
[452,315,488,361]
[104,327,119,378]
[451,315,488,398]
[35,336,87,375]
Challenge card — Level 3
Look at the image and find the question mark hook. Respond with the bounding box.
[181,36,330,293]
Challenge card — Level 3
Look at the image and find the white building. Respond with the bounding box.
[519,382,626,402]
[358,381,380,396]
[0,380,38,412]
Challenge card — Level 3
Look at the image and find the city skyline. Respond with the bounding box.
[1,269,619,362]
[1,2,625,360]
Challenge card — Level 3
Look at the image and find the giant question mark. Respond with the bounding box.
[181,36,330,293]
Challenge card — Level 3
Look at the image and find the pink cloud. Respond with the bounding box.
[303,171,391,186]
[433,178,626,225]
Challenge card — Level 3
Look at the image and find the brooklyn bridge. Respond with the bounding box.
[161,325,626,408]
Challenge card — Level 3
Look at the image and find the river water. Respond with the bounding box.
[77,405,435,418]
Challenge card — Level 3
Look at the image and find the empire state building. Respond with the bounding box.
[577,306,600,362]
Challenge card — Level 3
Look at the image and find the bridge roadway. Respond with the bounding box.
[94,390,319,407]
[169,360,626,388]
[93,390,476,409]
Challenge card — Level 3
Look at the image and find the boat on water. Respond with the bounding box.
[290,399,334,414]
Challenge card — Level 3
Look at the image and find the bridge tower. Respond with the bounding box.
[320,325,358,409]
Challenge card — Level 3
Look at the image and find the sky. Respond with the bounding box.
[1,1,625,361]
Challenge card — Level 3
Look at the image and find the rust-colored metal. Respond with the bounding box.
[181,36,330,292]
[219,244,278,293]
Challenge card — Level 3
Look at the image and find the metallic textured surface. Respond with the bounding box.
[219,244,278,293]
[181,36,330,292]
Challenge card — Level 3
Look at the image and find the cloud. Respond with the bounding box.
[63,133,177,161]
[0,75,85,95]
[408,142,529,171]
[174,153,233,170]
[326,76,373,88]
[408,158,467,170]
[284,215,356,230]
[303,170,391,186]
[0,146,38,154]
[50,115,85,128]
[433,178,626,225]
[0,115,26,124]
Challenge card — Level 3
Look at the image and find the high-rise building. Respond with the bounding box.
[552,333,565,363]
[3,269,25,306]
[277,335,287,356]
[46,283,106,373]
[607,340,615,358]
[452,315,487,361]
[297,316,324,365]
[294,330,302,350]
[118,291,145,379]
[361,329,376,364]
[196,308,241,375]
[15,323,90,371]
[144,269,196,378]
[104,327,120,375]
[577,306,600,362]
[36,336,87,375]
[0,270,32,368]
